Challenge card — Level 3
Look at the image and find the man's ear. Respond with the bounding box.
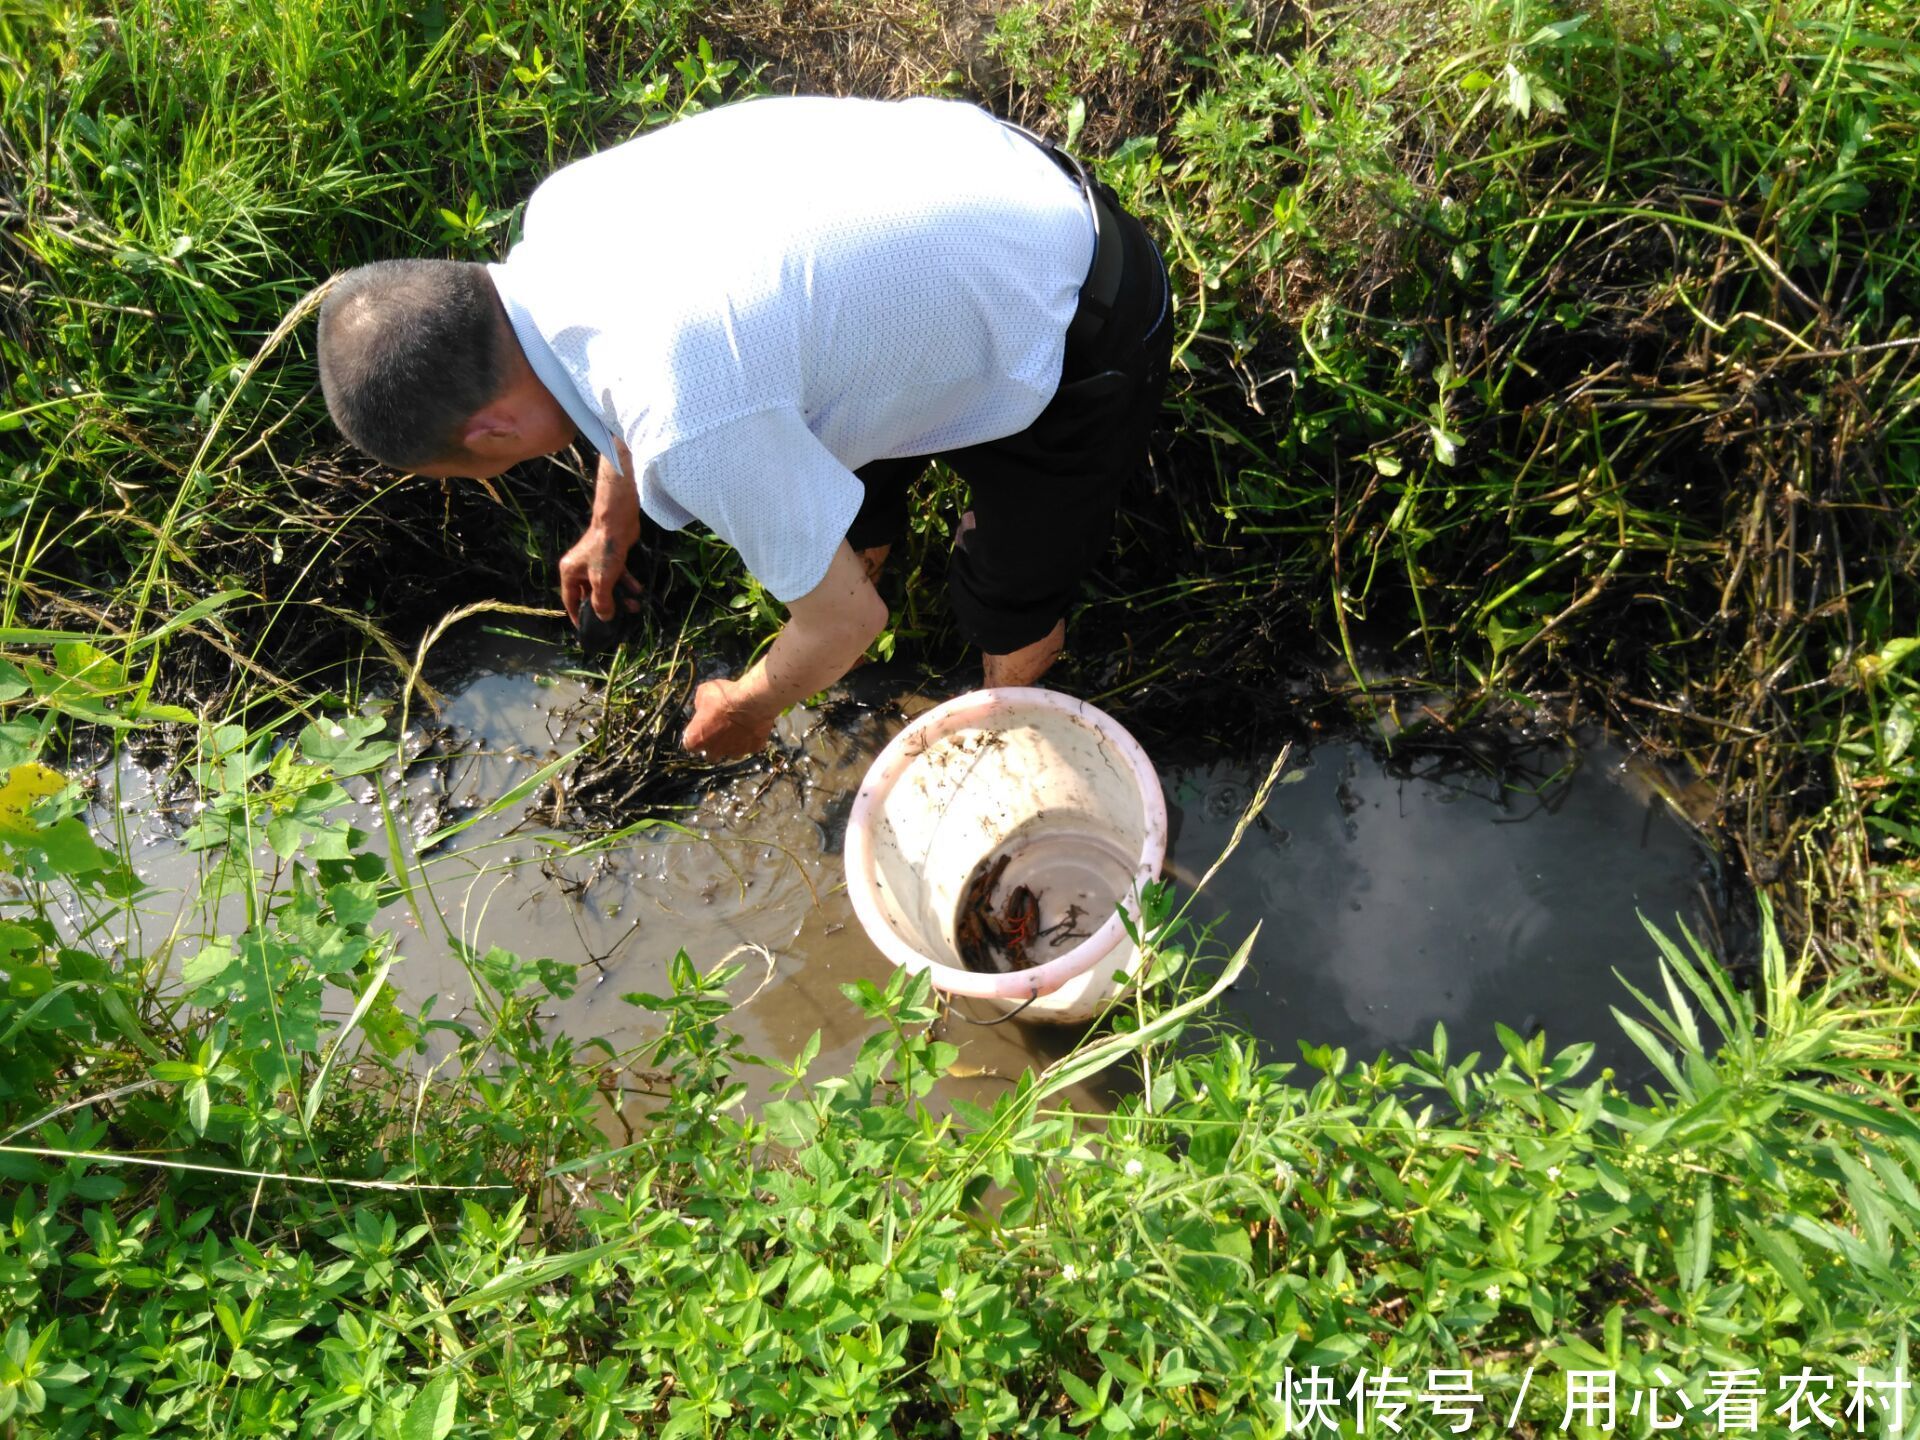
[459,405,521,454]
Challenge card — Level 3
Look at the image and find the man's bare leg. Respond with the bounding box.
[837,546,891,672]
[983,619,1066,688]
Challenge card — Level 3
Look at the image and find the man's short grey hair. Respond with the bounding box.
[317,259,507,468]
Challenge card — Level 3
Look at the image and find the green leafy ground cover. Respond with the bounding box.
[2,0,1919,1435]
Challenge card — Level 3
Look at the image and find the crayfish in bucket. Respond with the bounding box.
[954,852,1089,973]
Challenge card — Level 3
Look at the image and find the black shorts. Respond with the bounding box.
[845,188,1174,654]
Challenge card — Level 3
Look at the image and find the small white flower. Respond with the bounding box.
[940,1286,956,1302]
[1274,1160,1296,1186]
[327,724,346,739]
[1124,1159,1144,1178]
[1486,1284,1501,1302]
[1061,1264,1078,1283]
[1547,1165,1562,1181]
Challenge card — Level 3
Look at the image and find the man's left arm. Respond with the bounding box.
[682,540,887,758]
[559,448,645,626]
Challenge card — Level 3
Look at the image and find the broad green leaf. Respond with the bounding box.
[50,641,125,690]
[400,1371,457,1440]
[1494,1022,1532,1073]
[36,819,114,876]
[328,880,382,929]
[265,815,303,858]
[0,920,42,958]
[297,716,394,777]
[182,941,238,989]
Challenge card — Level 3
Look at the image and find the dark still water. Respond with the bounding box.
[1162,740,1720,1077]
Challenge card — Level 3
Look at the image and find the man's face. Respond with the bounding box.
[412,450,526,481]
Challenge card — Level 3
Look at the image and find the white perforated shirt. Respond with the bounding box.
[487,96,1095,601]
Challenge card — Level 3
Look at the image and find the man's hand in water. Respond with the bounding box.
[684,677,779,759]
[680,541,888,760]
[559,450,644,625]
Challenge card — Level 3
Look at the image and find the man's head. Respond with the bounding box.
[317,259,575,478]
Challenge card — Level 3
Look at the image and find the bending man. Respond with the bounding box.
[317,95,1172,758]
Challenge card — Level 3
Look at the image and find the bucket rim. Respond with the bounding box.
[843,686,1168,1001]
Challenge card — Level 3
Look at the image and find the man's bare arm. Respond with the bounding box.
[682,541,888,758]
[559,450,643,624]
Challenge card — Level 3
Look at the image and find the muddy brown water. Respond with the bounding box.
[93,632,1721,1117]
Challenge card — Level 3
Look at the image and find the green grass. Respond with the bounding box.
[3,0,1920,1434]
[3,741,1917,1435]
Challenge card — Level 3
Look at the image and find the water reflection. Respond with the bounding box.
[1166,741,1717,1076]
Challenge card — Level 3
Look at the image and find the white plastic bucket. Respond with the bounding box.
[843,687,1167,1024]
